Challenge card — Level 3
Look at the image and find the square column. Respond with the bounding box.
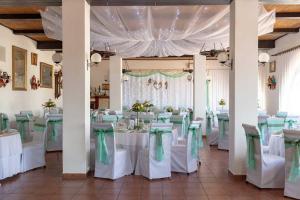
[109,56,123,111]
[193,55,207,130]
[62,0,90,176]
[229,0,258,175]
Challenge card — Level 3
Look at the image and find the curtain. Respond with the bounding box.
[123,72,193,109]
[277,48,300,115]
[258,66,266,109]
[207,69,229,112]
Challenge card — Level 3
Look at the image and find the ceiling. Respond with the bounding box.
[0,4,300,52]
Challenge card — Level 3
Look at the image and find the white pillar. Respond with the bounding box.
[62,0,90,176]
[193,55,207,130]
[229,0,258,175]
[109,56,123,111]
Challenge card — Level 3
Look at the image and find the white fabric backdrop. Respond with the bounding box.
[40,5,275,57]
[277,48,300,115]
[207,69,229,112]
[123,73,193,108]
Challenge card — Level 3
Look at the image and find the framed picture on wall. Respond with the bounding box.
[12,46,27,91]
[40,62,53,88]
[269,61,276,73]
[31,53,38,65]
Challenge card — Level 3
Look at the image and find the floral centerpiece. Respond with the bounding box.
[42,99,56,111]
[143,101,154,112]
[131,101,146,130]
[219,99,226,110]
[166,106,173,113]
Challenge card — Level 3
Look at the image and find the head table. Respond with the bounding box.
[0,129,22,180]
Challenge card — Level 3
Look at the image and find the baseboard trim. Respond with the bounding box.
[62,173,87,179]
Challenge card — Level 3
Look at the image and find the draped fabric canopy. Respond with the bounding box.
[123,71,193,109]
[41,5,275,57]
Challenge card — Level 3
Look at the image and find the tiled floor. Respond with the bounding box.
[0,142,291,200]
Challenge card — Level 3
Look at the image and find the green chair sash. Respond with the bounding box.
[16,118,29,141]
[218,117,229,139]
[286,119,297,129]
[246,133,261,170]
[150,128,172,161]
[94,127,114,165]
[188,125,200,159]
[258,121,267,144]
[284,137,300,182]
[206,112,213,135]
[0,114,9,131]
[47,119,62,142]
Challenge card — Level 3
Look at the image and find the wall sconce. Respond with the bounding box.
[87,53,102,70]
[0,70,10,88]
[217,52,233,70]
[52,52,63,66]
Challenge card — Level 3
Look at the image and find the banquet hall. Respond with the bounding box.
[1,0,300,199]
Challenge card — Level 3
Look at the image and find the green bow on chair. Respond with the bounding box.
[246,133,261,170]
[218,118,229,139]
[188,126,199,159]
[258,121,267,144]
[47,119,62,142]
[0,114,9,131]
[286,119,297,129]
[150,128,172,161]
[16,118,30,141]
[94,127,114,165]
[285,138,300,182]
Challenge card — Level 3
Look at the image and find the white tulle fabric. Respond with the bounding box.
[123,73,193,108]
[40,5,275,57]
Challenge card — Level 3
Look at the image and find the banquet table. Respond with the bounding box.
[0,129,22,180]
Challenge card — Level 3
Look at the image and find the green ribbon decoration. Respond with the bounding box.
[47,119,62,142]
[16,118,29,141]
[246,133,261,170]
[258,122,267,144]
[286,119,297,129]
[150,128,172,161]
[0,114,9,131]
[94,127,114,165]
[188,126,198,159]
[284,137,300,182]
[218,118,229,139]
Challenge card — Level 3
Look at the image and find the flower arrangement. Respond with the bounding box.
[131,100,153,129]
[143,101,154,112]
[166,106,173,113]
[219,99,226,106]
[42,99,56,111]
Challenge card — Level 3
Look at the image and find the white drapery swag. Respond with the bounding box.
[40,5,275,57]
[207,69,229,112]
[276,48,300,115]
[122,73,193,109]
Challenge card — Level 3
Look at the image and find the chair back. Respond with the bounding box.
[283,129,300,182]
[33,117,48,149]
[140,113,155,124]
[188,123,202,159]
[15,114,31,142]
[93,123,115,165]
[102,115,118,124]
[0,113,9,131]
[276,111,288,119]
[217,113,229,138]
[267,117,285,134]
[20,111,34,119]
[242,124,262,170]
[170,115,186,138]
[47,114,63,142]
[157,113,171,123]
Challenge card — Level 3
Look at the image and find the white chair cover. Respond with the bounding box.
[94,123,133,180]
[242,124,285,188]
[15,114,32,142]
[206,112,218,145]
[46,114,63,151]
[21,117,47,172]
[170,115,186,139]
[217,113,229,150]
[135,123,172,179]
[283,129,300,199]
[171,123,199,173]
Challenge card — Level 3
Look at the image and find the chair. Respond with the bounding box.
[242,124,285,188]
[217,113,229,150]
[46,114,63,151]
[171,123,200,174]
[258,114,269,145]
[267,117,285,136]
[170,115,186,139]
[276,111,288,120]
[135,124,172,179]
[102,115,118,124]
[94,123,133,180]
[0,113,9,131]
[15,114,32,142]
[283,129,300,199]
[21,117,47,172]
[206,111,218,145]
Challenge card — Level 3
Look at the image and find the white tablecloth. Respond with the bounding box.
[269,134,285,157]
[0,129,22,180]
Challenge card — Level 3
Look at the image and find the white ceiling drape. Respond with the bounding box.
[40,5,275,57]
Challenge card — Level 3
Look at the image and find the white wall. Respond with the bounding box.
[0,25,62,120]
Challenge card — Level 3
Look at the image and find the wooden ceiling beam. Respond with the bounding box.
[0,14,41,20]
[273,28,299,33]
[37,41,62,50]
[258,40,275,49]
[0,0,61,6]
[13,29,44,35]
[276,12,300,19]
